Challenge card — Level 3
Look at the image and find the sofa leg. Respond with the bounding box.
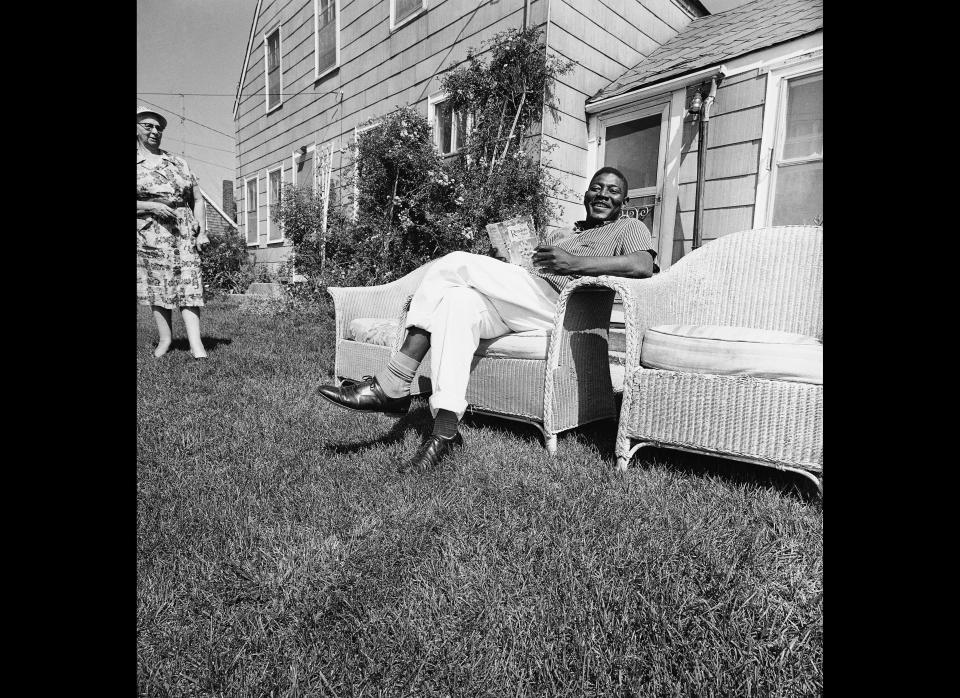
[545,434,558,455]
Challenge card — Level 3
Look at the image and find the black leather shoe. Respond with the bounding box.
[315,376,412,415]
[398,433,463,473]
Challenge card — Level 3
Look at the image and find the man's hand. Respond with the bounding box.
[489,245,509,264]
[533,245,579,275]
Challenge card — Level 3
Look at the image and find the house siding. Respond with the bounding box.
[670,68,766,261]
[235,0,557,269]
[541,0,694,234]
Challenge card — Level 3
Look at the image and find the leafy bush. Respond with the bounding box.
[201,230,254,298]
[274,26,573,294]
[441,26,574,233]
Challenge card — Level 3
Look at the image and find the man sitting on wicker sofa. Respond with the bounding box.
[316,167,658,473]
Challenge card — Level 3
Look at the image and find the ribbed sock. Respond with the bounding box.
[432,409,460,439]
[374,352,421,398]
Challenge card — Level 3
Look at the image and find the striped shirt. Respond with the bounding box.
[536,217,658,293]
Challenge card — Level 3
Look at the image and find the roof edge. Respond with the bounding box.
[586,64,726,113]
[586,25,822,107]
[200,187,240,229]
[233,0,264,121]
[671,0,711,19]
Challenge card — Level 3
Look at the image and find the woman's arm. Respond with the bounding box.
[138,200,176,221]
[192,184,208,246]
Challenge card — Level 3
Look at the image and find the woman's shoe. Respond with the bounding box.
[192,353,209,360]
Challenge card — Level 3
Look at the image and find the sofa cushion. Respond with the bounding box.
[640,324,822,384]
[476,330,550,360]
[347,317,399,347]
[347,318,550,360]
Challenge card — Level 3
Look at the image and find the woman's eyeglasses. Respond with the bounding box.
[138,123,164,133]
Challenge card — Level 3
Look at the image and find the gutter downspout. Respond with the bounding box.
[522,0,531,29]
[692,75,720,250]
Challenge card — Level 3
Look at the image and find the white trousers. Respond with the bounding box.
[404,251,560,418]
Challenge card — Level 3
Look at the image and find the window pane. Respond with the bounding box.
[246,180,258,243]
[269,170,281,205]
[395,0,422,23]
[772,161,822,226]
[604,114,661,191]
[267,31,280,108]
[318,0,336,26]
[316,1,337,73]
[269,170,282,239]
[782,73,822,160]
[437,102,452,154]
[455,110,467,151]
[297,155,315,192]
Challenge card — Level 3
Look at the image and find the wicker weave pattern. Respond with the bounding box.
[600,226,823,483]
[620,369,823,470]
[328,264,618,450]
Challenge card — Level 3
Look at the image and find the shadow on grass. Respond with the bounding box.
[169,337,233,353]
[321,401,434,455]
[631,446,822,503]
[460,411,619,459]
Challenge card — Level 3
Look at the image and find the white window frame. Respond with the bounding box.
[244,174,260,247]
[313,0,340,81]
[390,0,426,32]
[266,165,284,243]
[753,54,823,227]
[291,144,317,191]
[352,120,382,221]
[595,100,671,239]
[264,25,283,114]
[428,92,470,156]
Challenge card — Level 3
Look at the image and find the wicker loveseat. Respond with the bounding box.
[562,226,823,491]
[327,263,619,453]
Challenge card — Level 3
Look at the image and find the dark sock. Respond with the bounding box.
[374,352,420,398]
[432,409,460,439]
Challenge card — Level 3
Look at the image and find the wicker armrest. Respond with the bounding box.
[560,275,679,370]
[545,282,616,372]
[327,263,434,341]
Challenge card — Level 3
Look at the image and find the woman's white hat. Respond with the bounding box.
[137,106,167,131]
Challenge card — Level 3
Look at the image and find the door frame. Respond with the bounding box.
[596,100,671,246]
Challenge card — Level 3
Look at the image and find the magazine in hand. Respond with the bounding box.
[485,215,541,273]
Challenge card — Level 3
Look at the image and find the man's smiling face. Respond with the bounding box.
[583,172,628,222]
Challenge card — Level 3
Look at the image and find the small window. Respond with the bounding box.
[430,96,468,156]
[391,0,426,31]
[315,0,339,79]
[265,27,282,112]
[267,166,283,242]
[770,72,823,226]
[245,175,259,246]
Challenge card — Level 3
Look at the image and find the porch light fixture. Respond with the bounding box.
[688,89,703,116]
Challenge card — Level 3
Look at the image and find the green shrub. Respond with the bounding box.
[201,230,254,298]
[273,26,573,295]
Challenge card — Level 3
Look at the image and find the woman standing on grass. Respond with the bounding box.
[137,106,209,359]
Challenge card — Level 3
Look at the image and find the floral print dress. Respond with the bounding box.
[137,149,204,308]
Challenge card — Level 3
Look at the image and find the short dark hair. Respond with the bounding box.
[590,167,629,194]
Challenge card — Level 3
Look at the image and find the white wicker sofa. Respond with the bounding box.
[562,226,823,491]
[327,262,619,453]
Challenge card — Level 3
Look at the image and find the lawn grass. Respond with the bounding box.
[137,300,823,696]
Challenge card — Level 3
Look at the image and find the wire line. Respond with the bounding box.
[138,92,235,96]
[138,97,235,140]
